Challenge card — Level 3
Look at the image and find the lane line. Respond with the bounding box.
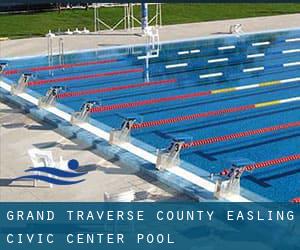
[57,79,177,99]
[90,77,300,113]
[132,96,300,129]
[3,59,118,75]
[28,68,144,86]
[182,121,300,148]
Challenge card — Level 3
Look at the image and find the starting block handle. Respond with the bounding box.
[156,139,185,170]
[109,117,138,145]
[38,86,64,108]
[11,73,32,95]
[0,62,8,74]
[71,100,99,124]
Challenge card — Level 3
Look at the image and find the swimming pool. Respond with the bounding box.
[1,28,300,202]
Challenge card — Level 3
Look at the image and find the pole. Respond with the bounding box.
[141,3,148,32]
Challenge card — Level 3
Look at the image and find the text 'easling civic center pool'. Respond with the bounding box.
[1,28,300,202]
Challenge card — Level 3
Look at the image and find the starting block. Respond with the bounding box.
[71,101,99,124]
[214,170,242,199]
[0,62,7,74]
[38,86,65,108]
[156,135,192,170]
[109,114,143,145]
[214,158,254,199]
[11,73,32,95]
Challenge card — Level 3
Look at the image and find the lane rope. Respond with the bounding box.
[182,121,300,148]
[90,77,300,113]
[242,154,300,172]
[3,59,118,75]
[57,78,177,98]
[292,197,300,203]
[28,68,143,86]
[131,96,300,129]
[219,154,300,179]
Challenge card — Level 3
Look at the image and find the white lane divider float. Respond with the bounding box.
[218,45,235,51]
[165,63,188,69]
[200,72,223,79]
[247,53,265,58]
[252,41,270,46]
[283,61,300,67]
[137,54,159,60]
[282,49,300,54]
[243,67,264,73]
[177,51,189,55]
[285,38,300,43]
[177,49,200,55]
[208,58,228,63]
[190,49,201,54]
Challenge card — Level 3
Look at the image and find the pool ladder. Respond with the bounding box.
[47,36,65,75]
[47,36,53,75]
[58,38,65,69]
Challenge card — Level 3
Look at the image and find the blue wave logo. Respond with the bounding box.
[13,159,86,185]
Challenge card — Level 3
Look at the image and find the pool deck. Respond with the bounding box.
[0,14,299,202]
[0,101,191,201]
[1,13,299,58]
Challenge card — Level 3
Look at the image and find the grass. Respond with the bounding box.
[0,4,299,39]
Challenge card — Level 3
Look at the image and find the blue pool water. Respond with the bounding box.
[2,28,300,201]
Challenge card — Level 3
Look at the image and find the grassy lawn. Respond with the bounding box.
[0,3,299,39]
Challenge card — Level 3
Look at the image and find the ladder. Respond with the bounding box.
[47,35,65,75]
[47,35,54,75]
[58,38,65,69]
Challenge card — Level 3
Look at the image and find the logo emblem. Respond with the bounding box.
[13,159,86,185]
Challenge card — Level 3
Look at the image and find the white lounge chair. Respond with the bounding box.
[27,148,67,188]
[28,148,56,188]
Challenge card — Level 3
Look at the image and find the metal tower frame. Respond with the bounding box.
[93,3,162,32]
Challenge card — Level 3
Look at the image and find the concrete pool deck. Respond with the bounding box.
[0,101,191,201]
[0,14,299,201]
[0,13,299,58]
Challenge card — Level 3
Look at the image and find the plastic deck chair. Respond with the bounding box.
[28,148,56,188]
[103,190,135,202]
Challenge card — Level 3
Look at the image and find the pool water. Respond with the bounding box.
[2,28,300,201]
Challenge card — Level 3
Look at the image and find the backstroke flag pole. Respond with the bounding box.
[141,2,149,32]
